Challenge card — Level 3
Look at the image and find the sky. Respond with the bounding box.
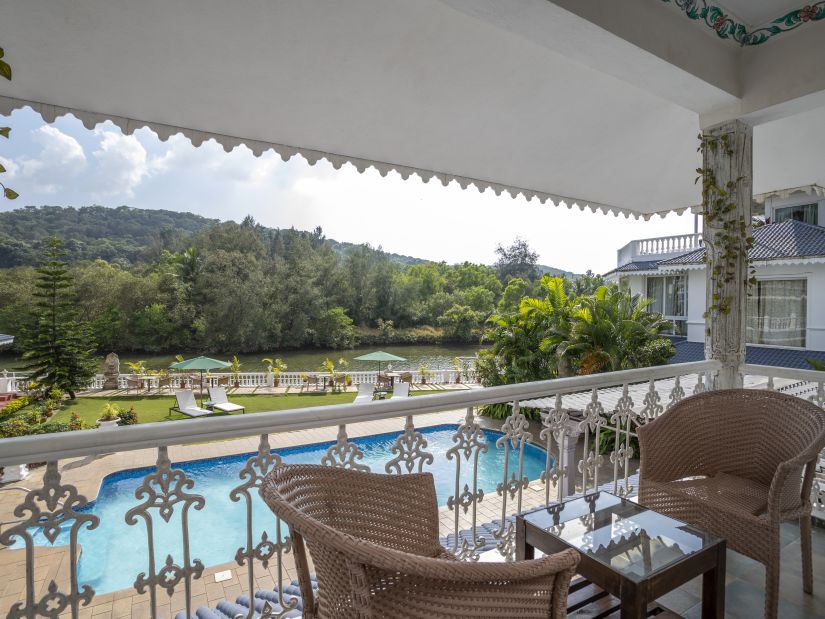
[0,108,696,274]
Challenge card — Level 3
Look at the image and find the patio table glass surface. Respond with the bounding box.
[520,492,722,582]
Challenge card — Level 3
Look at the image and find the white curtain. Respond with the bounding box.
[747,279,807,347]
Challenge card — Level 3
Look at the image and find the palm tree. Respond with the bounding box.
[560,284,672,375]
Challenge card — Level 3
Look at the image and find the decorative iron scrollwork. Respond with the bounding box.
[0,461,99,619]
[125,447,205,618]
[385,415,434,474]
[230,434,297,619]
[321,425,369,471]
[493,401,533,560]
[667,375,685,409]
[540,395,569,503]
[446,408,488,561]
[640,379,663,422]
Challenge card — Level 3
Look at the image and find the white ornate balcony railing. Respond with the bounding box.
[1,368,478,393]
[2,359,822,619]
[616,232,703,266]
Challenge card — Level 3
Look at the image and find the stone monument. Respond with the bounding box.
[102,352,120,390]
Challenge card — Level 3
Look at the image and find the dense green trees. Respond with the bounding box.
[476,277,675,390]
[0,212,530,353]
[19,239,98,398]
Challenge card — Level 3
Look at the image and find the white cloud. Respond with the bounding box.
[91,129,149,198]
[0,156,18,177]
[149,134,283,185]
[15,126,86,193]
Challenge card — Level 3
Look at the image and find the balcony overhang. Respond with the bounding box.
[0,1,823,218]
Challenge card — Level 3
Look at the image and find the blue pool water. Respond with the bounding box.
[15,425,548,594]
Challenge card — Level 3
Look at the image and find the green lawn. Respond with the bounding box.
[53,391,359,426]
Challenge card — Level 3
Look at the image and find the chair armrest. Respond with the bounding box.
[767,448,821,518]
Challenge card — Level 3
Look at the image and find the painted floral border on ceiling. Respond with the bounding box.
[662,0,824,45]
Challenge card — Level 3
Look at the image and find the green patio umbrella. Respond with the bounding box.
[352,350,406,374]
[169,356,231,405]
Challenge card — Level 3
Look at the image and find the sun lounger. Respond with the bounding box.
[169,389,213,418]
[393,382,410,398]
[353,382,375,404]
[207,386,245,414]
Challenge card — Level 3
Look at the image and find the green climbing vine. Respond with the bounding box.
[0,46,17,200]
[696,132,755,321]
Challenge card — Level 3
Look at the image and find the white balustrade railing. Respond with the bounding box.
[2,368,477,395]
[0,370,27,393]
[5,359,824,618]
[616,232,704,266]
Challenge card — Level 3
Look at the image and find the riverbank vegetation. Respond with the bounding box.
[0,206,583,354]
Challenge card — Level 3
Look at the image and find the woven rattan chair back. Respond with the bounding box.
[262,464,579,618]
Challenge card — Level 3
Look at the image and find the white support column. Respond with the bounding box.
[702,120,753,389]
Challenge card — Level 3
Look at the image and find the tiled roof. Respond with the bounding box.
[604,260,660,277]
[660,220,825,266]
[667,338,825,370]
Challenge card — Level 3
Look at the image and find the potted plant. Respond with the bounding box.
[230,355,242,388]
[262,357,288,387]
[321,358,335,390]
[419,364,429,385]
[126,360,147,389]
[452,357,462,384]
[97,402,121,429]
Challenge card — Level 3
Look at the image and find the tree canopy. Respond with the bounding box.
[476,276,675,390]
[19,238,98,398]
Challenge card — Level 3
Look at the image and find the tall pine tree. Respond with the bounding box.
[21,237,97,398]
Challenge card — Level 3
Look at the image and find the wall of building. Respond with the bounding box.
[619,264,825,351]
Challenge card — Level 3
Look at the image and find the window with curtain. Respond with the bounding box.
[646,275,686,335]
[774,203,818,225]
[746,279,807,347]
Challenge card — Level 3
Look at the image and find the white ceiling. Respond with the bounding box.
[0,0,822,218]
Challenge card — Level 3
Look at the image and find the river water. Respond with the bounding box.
[0,344,484,373]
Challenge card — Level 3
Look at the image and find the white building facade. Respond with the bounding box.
[608,186,825,353]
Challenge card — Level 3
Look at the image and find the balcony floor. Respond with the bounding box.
[659,521,825,618]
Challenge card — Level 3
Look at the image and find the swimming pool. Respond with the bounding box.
[16,424,548,594]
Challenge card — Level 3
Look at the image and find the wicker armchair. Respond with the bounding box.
[261,464,579,618]
[638,389,825,619]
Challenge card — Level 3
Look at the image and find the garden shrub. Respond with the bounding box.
[118,406,139,425]
[0,396,31,418]
[0,418,32,438]
[31,422,71,435]
[68,412,84,431]
[21,409,44,426]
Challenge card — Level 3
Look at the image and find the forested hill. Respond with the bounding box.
[0,205,430,268]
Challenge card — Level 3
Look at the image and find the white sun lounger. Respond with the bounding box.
[207,386,246,414]
[353,382,375,404]
[393,382,410,398]
[170,389,213,418]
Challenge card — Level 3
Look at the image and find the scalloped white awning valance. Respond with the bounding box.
[1,1,823,218]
